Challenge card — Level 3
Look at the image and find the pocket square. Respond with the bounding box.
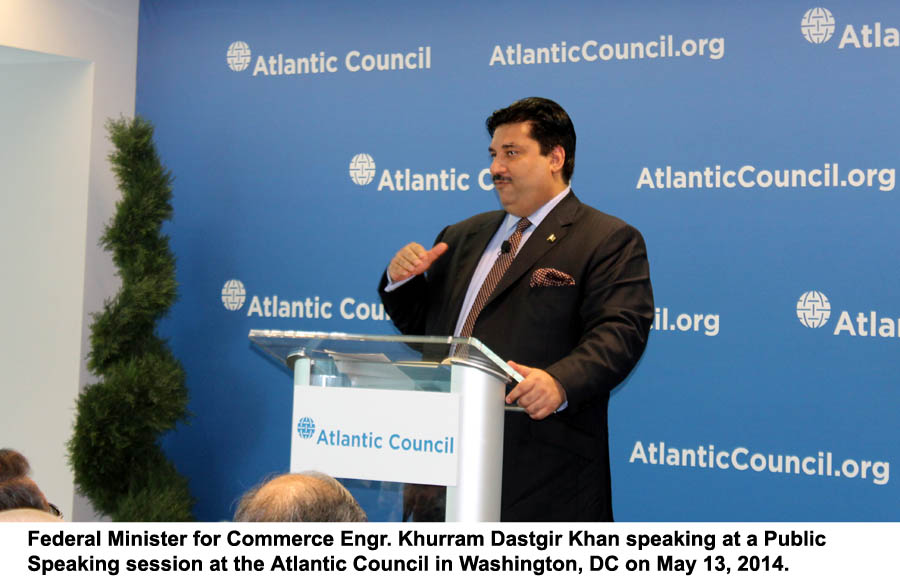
[530,268,576,287]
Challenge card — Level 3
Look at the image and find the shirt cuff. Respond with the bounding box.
[383,269,414,292]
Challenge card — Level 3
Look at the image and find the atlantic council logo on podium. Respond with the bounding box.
[797,290,831,328]
[221,279,247,311]
[801,8,836,44]
[297,416,316,439]
[349,153,376,186]
[227,41,252,71]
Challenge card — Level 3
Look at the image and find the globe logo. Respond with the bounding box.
[221,279,246,311]
[227,41,252,72]
[349,153,376,186]
[297,416,316,439]
[797,291,831,328]
[801,8,836,44]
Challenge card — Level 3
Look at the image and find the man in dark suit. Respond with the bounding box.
[379,97,653,521]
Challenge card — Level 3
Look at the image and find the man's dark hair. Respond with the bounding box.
[0,449,31,482]
[486,97,576,183]
[234,472,367,522]
[0,477,51,513]
[0,449,52,513]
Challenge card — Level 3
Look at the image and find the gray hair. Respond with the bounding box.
[234,472,367,522]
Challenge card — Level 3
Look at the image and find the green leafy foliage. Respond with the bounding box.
[68,117,193,521]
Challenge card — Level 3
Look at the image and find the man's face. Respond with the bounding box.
[489,121,564,218]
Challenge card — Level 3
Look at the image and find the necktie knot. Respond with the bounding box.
[515,217,531,235]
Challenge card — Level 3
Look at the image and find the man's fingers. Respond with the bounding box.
[388,259,414,282]
[504,364,566,418]
[508,385,553,420]
[505,375,532,404]
[507,360,532,378]
[505,362,534,404]
[515,388,551,419]
[528,406,553,421]
[395,254,419,272]
[401,243,428,266]
[390,242,449,281]
[409,242,449,276]
[389,242,430,281]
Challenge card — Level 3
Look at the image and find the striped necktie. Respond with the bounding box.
[459,217,531,338]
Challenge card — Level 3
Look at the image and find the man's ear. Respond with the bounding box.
[549,145,566,174]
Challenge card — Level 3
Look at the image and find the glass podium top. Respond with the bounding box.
[248,330,522,390]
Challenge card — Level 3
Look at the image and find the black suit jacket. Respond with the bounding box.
[379,192,653,521]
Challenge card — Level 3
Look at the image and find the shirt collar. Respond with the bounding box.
[502,185,571,234]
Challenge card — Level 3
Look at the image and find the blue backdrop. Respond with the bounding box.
[136,0,898,521]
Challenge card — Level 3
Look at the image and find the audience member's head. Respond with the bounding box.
[234,471,366,522]
[0,476,51,512]
[0,448,56,517]
[0,448,31,482]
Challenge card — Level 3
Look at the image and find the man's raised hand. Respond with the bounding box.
[387,242,449,282]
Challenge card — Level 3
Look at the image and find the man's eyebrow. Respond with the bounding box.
[489,142,520,152]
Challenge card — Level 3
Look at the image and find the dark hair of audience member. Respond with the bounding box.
[0,448,31,482]
[0,449,52,513]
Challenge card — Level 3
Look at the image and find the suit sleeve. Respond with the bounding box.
[377,226,450,335]
[378,271,430,335]
[544,223,654,411]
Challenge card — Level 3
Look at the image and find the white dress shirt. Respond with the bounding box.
[451,186,570,335]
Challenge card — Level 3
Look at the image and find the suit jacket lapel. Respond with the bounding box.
[486,192,581,306]
[443,211,505,330]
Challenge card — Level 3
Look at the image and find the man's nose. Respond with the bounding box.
[490,158,505,176]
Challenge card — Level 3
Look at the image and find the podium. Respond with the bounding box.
[249,330,523,522]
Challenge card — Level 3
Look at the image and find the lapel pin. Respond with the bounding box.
[547,234,556,242]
